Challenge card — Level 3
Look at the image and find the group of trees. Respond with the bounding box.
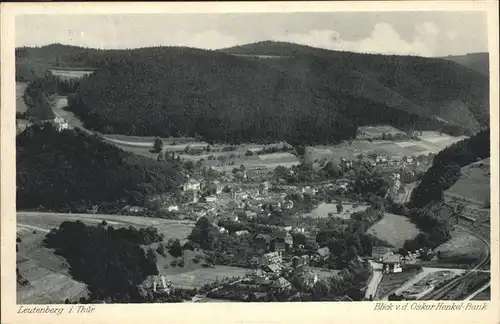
[43,221,160,302]
[410,129,490,208]
[402,208,452,251]
[16,124,184,211]
[21,74,82,122]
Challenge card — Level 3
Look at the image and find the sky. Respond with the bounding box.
[15,11,489,57]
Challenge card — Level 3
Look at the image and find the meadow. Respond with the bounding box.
[366,213,421,248]
[307,202,369,220]
[308,128,468,163]
[16,231,89,304]
[445,158,490,206]
[162,266,250,289]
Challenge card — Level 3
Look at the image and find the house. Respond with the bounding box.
[272,277,292,291]
[272,231,294,253]
[219,227,228,234]
[183,178,201,192]
[235,230,250,237]
[254,233,272,250]
[53,117,69,131]
[292,255,310,267]
[316,247,331,261]
[261,251,282,266]
[264,263,282,274]
[144,275,172,295]
[205,195,217,203]
[372,246,394,261]
[382,253,403,274]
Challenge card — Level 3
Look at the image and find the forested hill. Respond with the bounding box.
[16,42,490,143]
[441,53,489,77]
[16,124,185,212]
[410,128,490,208]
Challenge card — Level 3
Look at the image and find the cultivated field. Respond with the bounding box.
[366,213,421,248]
[307,202,369,220]
[309,130,467,163]
[16,232,89,304]
[16,82,28,113]
[445,158,490,206]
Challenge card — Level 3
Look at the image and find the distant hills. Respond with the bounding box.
[441,53,489,77]
[16,41,490,144]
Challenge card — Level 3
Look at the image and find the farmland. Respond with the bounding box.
[308,127,467,163]
[445,158,490,206]
[16,231,89,304]
[366,213,421,248]
[307,202,369,220]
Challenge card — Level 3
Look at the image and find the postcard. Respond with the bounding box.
[1,1,498,324]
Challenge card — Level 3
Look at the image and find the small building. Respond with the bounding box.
[261,251,282,266]
[316,247,331,261]
[264,263,282,274]
[144,275,172,295]
[205,195,217,203]
[235,230,250,237]
[254,233,272,250]
[167,205,179,212]
[272,277,292,291]
[272,231,294,253]
[183,178,201,192]
[382,253,403,274]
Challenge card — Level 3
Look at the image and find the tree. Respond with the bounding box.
[153,138,163,153]
[336,202,343,214]
[169,239,183,258]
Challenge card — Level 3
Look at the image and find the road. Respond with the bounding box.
[364,261,383,300]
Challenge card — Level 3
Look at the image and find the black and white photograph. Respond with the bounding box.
[7,4,495,309]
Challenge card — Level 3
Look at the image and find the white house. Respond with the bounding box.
[382,253,403,274]
[183,178,201,192]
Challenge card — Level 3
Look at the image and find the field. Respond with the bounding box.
[307,202,369,220]
[16,231,89,304]
[309,130,467,163]
[357,125,406,139]
[435,229,487,266]
[162,266,250,289]
[17,212,195,244]
[366,213,421,248]
[445,158,490,206]
[16,82,28,113]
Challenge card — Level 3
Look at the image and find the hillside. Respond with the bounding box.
[16,42,490,143]
[410,129,490,208]
[442,53,489,77]
[16,124,185,211]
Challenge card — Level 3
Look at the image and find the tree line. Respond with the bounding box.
[410,129,490,208]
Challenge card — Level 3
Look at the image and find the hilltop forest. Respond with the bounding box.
[16,42,490,144]
[16,124,185,212]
